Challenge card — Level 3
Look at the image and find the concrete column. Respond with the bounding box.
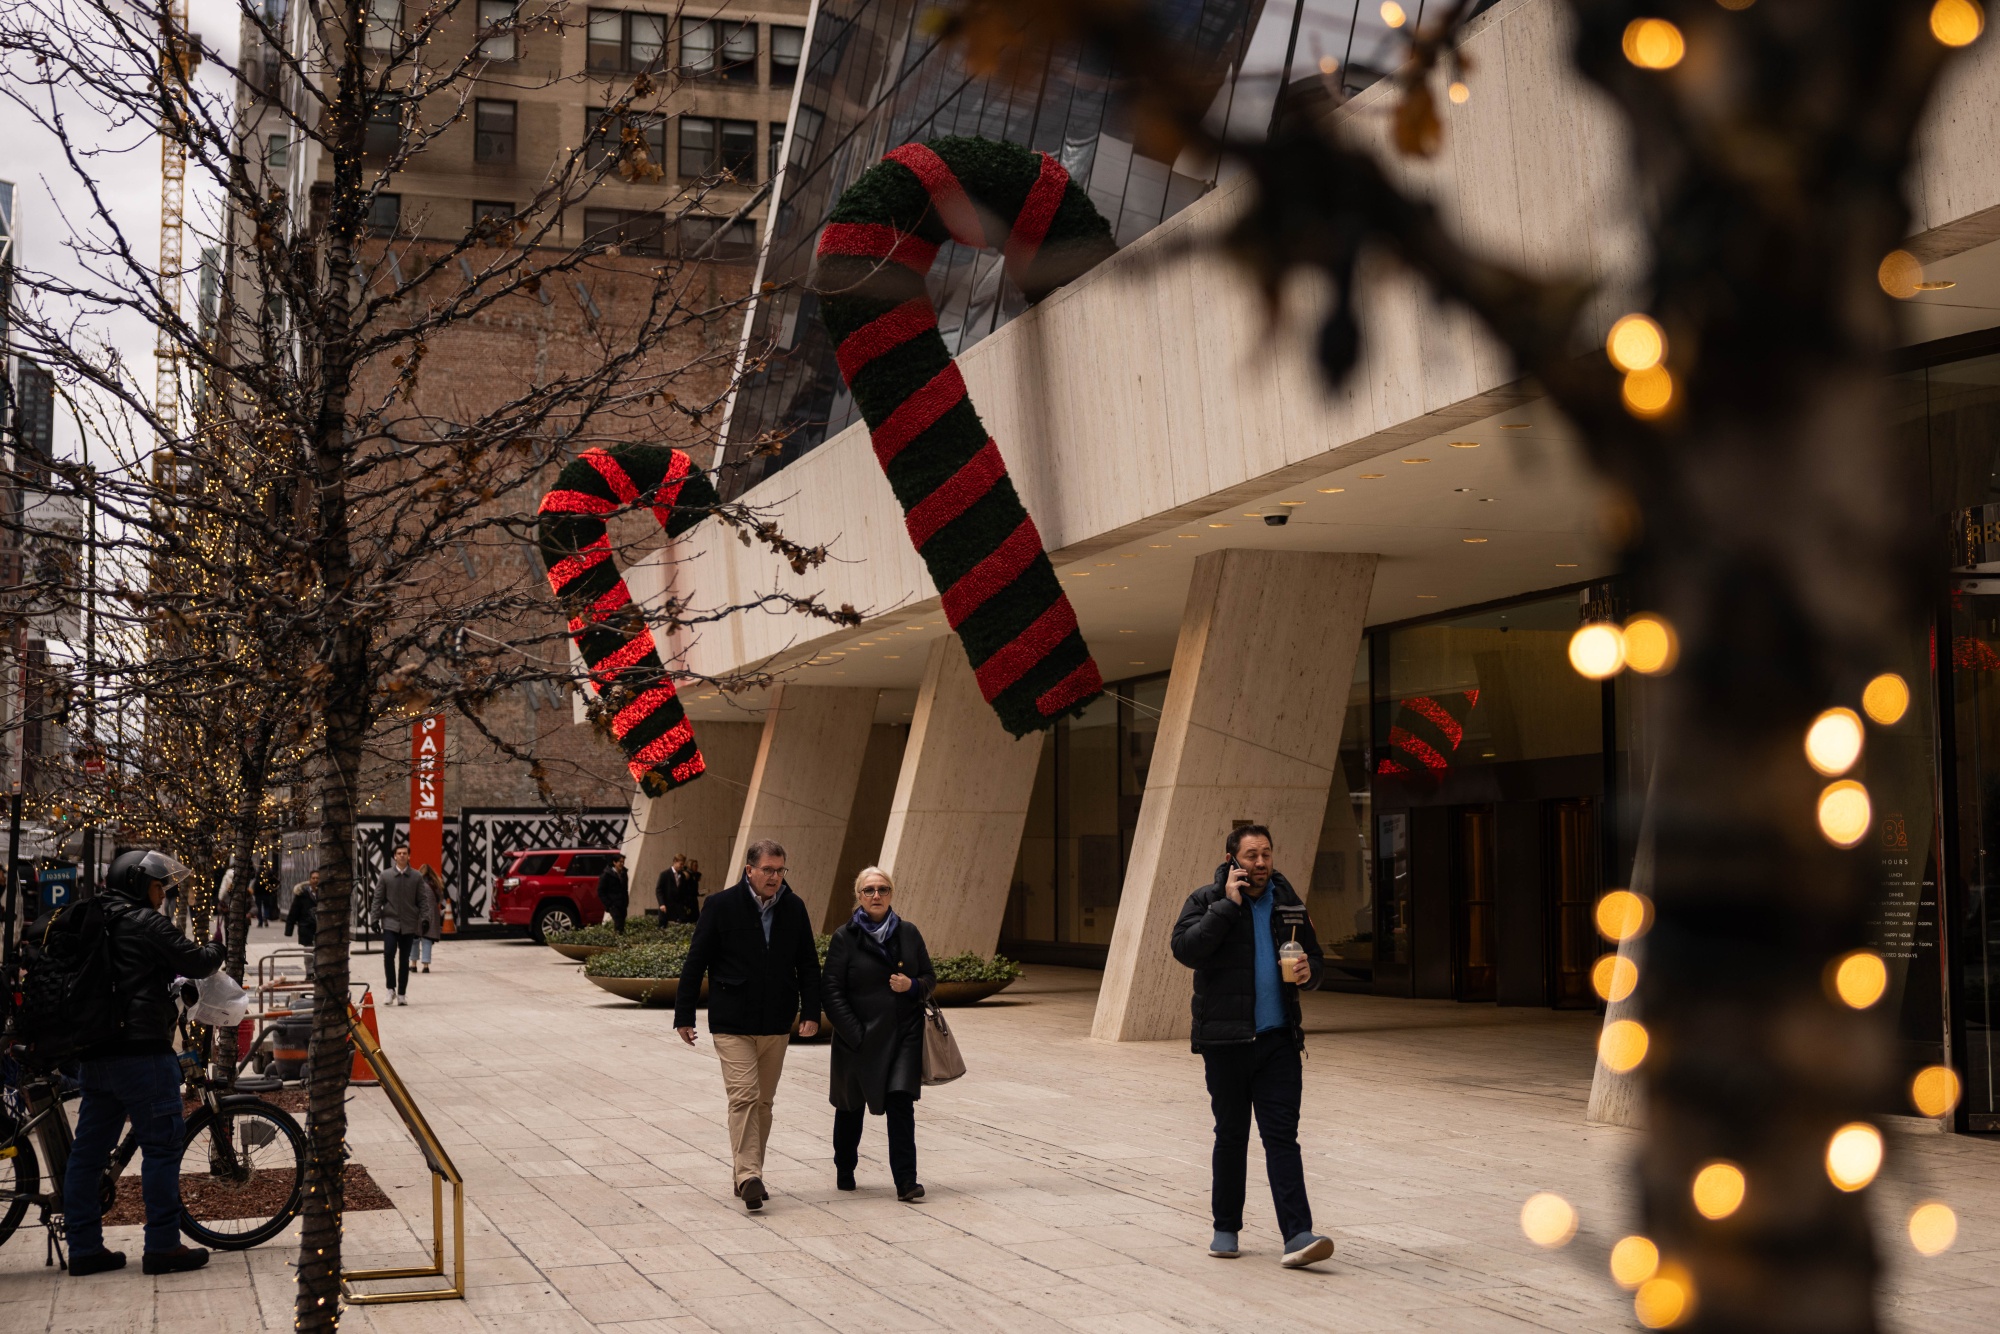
[727,684,878,926]
[876,636,1048,957]
[1092,550,1378,1042]
[622,720,762,914]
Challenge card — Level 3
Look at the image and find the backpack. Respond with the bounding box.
[16,900,126,1064]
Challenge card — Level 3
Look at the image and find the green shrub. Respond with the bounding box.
[547,920,690,949]
[585,940,691,978]
[931,952,1023,983]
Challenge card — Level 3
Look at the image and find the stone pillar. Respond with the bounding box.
[1092,550,1378,1043]
[727,685,878,926]
[877,636,1047,957]
[622,720,762,916]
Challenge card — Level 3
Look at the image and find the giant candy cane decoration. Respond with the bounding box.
[814,136,1116,736]
[537,444,718,795]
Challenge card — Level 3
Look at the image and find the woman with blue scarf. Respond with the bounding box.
[821,866,936,1200]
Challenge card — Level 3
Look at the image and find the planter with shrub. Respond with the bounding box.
[929,952,1024,1005]
[546,920,688,961]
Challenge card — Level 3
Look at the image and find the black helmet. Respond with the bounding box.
[106,849,192,900]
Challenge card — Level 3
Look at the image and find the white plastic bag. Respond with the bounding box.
[189,970,250,1027]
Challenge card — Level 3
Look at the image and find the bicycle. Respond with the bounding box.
[0,993,308,1263]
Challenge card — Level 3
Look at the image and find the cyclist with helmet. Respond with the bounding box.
[64,849,225,1277]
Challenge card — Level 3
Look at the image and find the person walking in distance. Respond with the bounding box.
[417,863,445,971]
[674,840,821,1212]
[1170,824,1334,1269]
[682,859,704,916]
[821,867,935,1201]
[286,870,319,948]
[372,846,432,1005]
[64,850,224,1276]
[655,854,687,924]
[598,852,631,934]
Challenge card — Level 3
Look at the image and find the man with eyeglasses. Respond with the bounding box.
[674,839,821,1212]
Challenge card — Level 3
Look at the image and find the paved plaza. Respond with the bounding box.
[4,931,1997,1333]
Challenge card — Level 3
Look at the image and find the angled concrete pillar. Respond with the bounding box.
[728,684,878,926]
[1092,550,1378,1042]
[623,720,762,913]
[877,635,1047,957]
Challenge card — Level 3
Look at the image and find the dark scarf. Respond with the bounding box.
[849,905,902,962]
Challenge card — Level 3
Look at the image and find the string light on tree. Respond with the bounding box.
[1622,18,1687,68]
[1596,889,1654,942]
[1817,779,1873,847]
[1691,1162,1746,1219]
[1863,672,1911,724]
[1911,1065,1962,1117]
[1519,1192,1578,1247]
[1634,1263,1695,1329]
[1592,953,1639,1002]
[1609,1235,1660,1290]
[1569,622,1625,678]
[1825,1123,1884,1191]
[1909,1202,1959,1255]
[1931,0,1984,47]
[1829,949,1888,1008]
[1804,707,1864,775]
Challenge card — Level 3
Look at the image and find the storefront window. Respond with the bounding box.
[1311,641,1373,988]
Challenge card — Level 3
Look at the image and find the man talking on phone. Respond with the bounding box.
[1170,823,1334,1269]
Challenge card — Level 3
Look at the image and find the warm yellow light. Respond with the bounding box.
[1520,1192,1578,1248]
[1448,80,1471,104]
[1805,707,1865,776]
[1691,1162,1746,1219]
[1909,1202,1959,1255]
[1609,1235,1660,1290]
[1381,0,1408,27]
[1863,673,1910,725]
[1623,614,1679,674]
[1623,18,1687,69]
[1831,950,1888,1009]
[1931,0,1985,47]
[1599,1019,1650,1073]
[1879,249,1923,299]
[1607,314,1667,372]
[1592,953,1639,1003]
[1623,365,1675,418]
[1569,623,1626,679]
[1912,1065,1962,1117]
[1826,1122,1884,1192]
[1596,889,1654,942]
[1817,780,1872,848]
[1634,1265,1694,1329]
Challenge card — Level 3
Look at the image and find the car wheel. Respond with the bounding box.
[530,900,579,944]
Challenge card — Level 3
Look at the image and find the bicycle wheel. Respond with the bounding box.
[178,1097,306,1249]
[0,1120,39,1248]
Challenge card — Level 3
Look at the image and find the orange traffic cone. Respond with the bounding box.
[441,898,457,936]
[350,988,381,1086]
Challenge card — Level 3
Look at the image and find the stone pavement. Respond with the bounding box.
[3,928,1996,1333]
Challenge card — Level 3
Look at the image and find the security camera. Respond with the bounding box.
[1263,513,1289,527]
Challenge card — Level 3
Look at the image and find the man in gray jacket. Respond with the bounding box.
[372,846,433,1005]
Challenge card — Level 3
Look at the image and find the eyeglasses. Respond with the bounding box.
[859,886,892,897]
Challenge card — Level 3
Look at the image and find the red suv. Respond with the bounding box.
[491,848,621,943]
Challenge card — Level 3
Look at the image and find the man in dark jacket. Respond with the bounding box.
[655,854,694,924]
[598,853,631,933]
[286,870,319,948]
[1170,824,1334,1270]
[674,839,821,1212]
[372,846,431,1005]
[64,849,225,1277]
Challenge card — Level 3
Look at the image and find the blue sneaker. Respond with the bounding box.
[1209,1231,1240,1258]
[1281,1232,1334,1268]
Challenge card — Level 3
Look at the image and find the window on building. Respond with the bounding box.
[677,115,714,177]
[681,19,754,80]
[364,0,399,50]
[587,108,665,175]
[678,115,756,180]
[587,8,665,72]
[768,122,785,181]
[770,24,803,85]
[367,192,401,234]
[474,99,516,164]
[267,132,289,170]
[583,207,666,256]
[476,0,517,61]
[363,95,403,156]
[788,104,824,172]
[472,200,514,235]
[680,214,755,260]
[721,118,756,180]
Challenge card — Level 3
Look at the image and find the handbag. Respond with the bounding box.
[920,998,966,1085]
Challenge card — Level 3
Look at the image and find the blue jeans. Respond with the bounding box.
[64,1052,186,1255]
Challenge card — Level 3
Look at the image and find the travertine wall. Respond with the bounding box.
[727,684,878,925]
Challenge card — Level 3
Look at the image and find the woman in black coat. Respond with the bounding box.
[821,866,935,1201]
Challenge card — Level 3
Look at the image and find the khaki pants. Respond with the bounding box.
[713,1033,790,1188]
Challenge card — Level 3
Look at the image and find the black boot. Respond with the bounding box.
[69,1249,126,1277]
[143,1246,210,1274]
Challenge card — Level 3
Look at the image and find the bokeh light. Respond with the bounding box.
[1381,1,1408,28]
[1931,0,1985,47]
[1593,953,1639,1003]
[1609,1235,1660,1290]
[1520,1192,1578,1248]
[1912,1065,1963,1117]
[1831,950,1888,1009]
[1623,18,1687,68]
[1826,1123,1884,1192]
[1691,1162,1746,1219]
[1623,365,1675,417]
[1596,889,1654,942]
[1599,1019,1650,1073]
[1623,614,1678,674]
[1569,623,1625,679]
[1863,672,1911,724]
[1879,249,1924,299]
[1909,1202,1959,1255]
[1804,707,1865,776]
[1817,780,1872,847]
[1634,1265,1694,1329]
[1448,80,1471,103]
[1607,314,1667,372]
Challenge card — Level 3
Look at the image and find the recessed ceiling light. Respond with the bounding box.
[1118,629,1136,634]
[1179,534,1200,539]
[1243,512,1264,519]
[1318,487,1345,494]
[1096,562,1116,567]
[1449,441,1480,449]
[1280,500,1305,506]
[1401,458,1430,464]
[1120,553,1137,558]
[1208,522,1232,528]
[1463,537,1488,543]
[1068,571,1090,576]
[1455,487,1474,493]
[1916,280,1957,290]
[1129,661,1146,665]
[1416,594,1438,599]
[1501,422,1530,429]
[1556,562,1579,568]
[1109,585,1130,590]
[1359,473,1384,479]
[1479,498,1496,503]
[884,655,900,659]
[1148,543,1171,548]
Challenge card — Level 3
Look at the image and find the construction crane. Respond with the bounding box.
[156,0,195,443]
